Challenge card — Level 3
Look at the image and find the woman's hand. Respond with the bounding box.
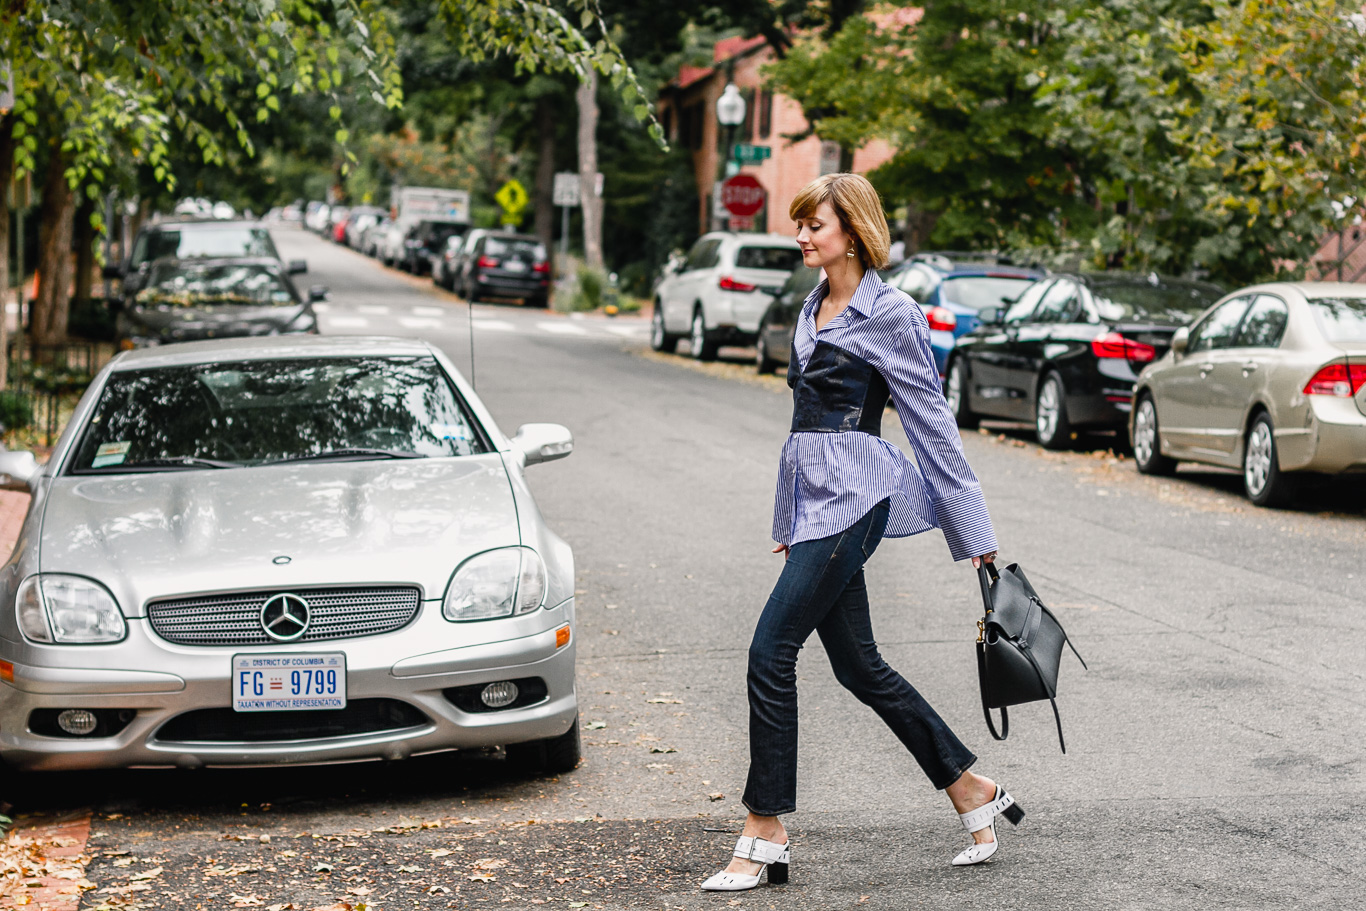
[772,544,790,561]
[970,551,998,569]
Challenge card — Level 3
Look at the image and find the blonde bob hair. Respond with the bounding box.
[788,173,891,271]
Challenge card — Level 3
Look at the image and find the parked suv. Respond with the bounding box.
[651,232,802,360]
[455,231,551,306]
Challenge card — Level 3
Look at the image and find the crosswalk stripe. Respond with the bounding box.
[606,325,645,337]
[358,305,390,315]
[399,317,441,329]
[327,316,369,328]
[411,306,445,317]
[312,303,332,313]
[473,319,516,332]
[538,322,589,336]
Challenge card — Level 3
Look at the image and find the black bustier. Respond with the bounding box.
[788,340,890,437]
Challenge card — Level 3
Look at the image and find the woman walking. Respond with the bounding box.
[702,173,1020,892]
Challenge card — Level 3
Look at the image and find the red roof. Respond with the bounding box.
[674,64,714,89]
[713,34,767,63]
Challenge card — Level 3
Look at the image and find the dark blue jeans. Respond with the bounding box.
[743,500,977,816]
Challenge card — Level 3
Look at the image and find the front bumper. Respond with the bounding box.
[0,601,576,771]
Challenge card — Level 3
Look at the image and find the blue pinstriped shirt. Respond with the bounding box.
[772,269,997,561]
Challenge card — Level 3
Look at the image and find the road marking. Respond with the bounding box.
[358,305,391,315]
[472,319,516,332]
[326,316,369,328]
[411,306,445,317]
[312,303,332,313]
[606,324,647,337]
[538,322,589,336]
[399,317,441,329]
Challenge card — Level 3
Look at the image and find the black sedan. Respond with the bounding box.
[754,265,822,374]
[116,257,326,348]
[946,272,1224,448]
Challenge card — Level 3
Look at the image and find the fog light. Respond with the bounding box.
[480,681,519,709]
[56,709,99,736]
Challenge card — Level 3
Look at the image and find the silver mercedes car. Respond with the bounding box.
[0,336,580,772]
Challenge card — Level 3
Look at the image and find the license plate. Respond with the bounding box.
[503,260,528,272]
[232,653,346,712]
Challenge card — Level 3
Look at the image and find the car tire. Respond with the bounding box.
[650,306,678,352]
[1243,413,1295,507]
[1132,394,1177,476]
[755,323,779,374]
[1035,372,1073,450]
[505,717,581,776]
[945,358,978,429]
[690,309,718,361]
[527,295,549,309]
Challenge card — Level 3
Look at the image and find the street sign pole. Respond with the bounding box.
[560,204,569,257]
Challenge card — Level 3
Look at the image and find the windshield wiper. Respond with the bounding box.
[87,456,242,472]
[264,448,427,466]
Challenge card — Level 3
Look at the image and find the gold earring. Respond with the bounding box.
[846,246,856,258]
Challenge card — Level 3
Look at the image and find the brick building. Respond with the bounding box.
[656,35,896,239]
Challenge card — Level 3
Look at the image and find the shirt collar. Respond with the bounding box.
[803,269,884,322]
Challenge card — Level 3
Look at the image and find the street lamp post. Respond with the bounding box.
[715,83,746,229]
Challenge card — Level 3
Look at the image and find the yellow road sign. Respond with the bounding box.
[495,179,529,215]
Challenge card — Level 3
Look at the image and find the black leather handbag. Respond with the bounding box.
[976,561,1086,752]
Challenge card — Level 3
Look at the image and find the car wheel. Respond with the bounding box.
[1243,413,1295,507]
[1132,395,1177,476]
[505,717,581,776]
[690,309,718,361]
[945,359,978,429]
[527,294,549,309]
[1035,372,1073,450]
[650,305,678,353]
[755,323,779,374]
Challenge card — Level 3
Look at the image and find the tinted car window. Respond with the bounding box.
[131,226,278,267]
[419,221,465,248]
[485,238,546,260]
[136,263,296,307]
[1308,297,1366,343]
[892,264,935,302]
[735,246,802,271]
[940,276,1038,312]
[1189,298,1251,352]
[1088,280,1225,322]
[70,357,487,472]
[1005,279,1051,323]
[1235,295,1289,348]
[1031,281,1080,324]
[683,239,719,272]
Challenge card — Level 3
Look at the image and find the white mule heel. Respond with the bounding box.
[952,785,1024,866]
[700,835,790,891]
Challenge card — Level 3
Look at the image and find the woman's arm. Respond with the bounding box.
[878,304,999,562]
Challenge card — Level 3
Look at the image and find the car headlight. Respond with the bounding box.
[16,575,127,644]
[442,547,546,622]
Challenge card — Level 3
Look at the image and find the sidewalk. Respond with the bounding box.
[0,491,28,555]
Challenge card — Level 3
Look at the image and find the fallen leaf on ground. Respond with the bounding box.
[129,867,163,882]
[649,747,677,753]
[344,886,373,896]
[584,721,607,730]
[467,872,495,883]
[708,792,725,801]
[646,698,683,704]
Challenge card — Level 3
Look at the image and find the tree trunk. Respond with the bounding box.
[839,144,855,173]
[73,193,95,303]
[533,94,556,268]
[576,69,604,271]
[0,113,14,389]
[33,148,75,346]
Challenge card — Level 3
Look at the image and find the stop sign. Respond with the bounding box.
[721,174,766,217]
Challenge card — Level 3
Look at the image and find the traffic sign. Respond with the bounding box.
[721,174,766,217]
[552,172,580,207]
[733,144,771,163]
[495,179,528,214]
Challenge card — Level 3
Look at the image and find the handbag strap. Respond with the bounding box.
[1017,640,1067,753]
[975,640,1008,741]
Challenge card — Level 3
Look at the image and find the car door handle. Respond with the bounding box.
[1241,361,1259,375]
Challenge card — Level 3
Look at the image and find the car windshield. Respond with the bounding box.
[131,226,278,268]
[1088,280,1224,322]
[1308,297,1366,343]
[939,276,1037,311]
[420,222,465,246]
[135,263,295,308]
[69,356,487,473]
[736,246,802,271]
[485,237,545,259]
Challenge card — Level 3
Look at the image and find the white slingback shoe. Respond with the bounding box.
[700,835,790,891]
[951,785,1025,866]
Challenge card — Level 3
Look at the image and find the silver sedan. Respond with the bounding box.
[1130,282,1366,506]
[0,336,580,772]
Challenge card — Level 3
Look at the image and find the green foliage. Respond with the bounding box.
[563,265,614,311]
[0,392,33,433]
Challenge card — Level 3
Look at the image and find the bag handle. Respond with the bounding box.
[976,561,999,614]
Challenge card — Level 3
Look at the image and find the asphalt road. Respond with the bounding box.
[28,228,1366,910]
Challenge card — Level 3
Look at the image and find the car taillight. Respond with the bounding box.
[1091,332,1156,363]
[719,276,757,292]
[1303,361,1366,396]
[532,261,551,274]
[477,256,500,268]
[926,307,957,331]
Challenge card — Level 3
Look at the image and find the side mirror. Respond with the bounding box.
[1170,326,1189,356]
[512,423,573,466]
[287,259,308,275]
[307,285,329,303]
[102,263,124,280]
[0,450,39,491]
[978,307,1004,327]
